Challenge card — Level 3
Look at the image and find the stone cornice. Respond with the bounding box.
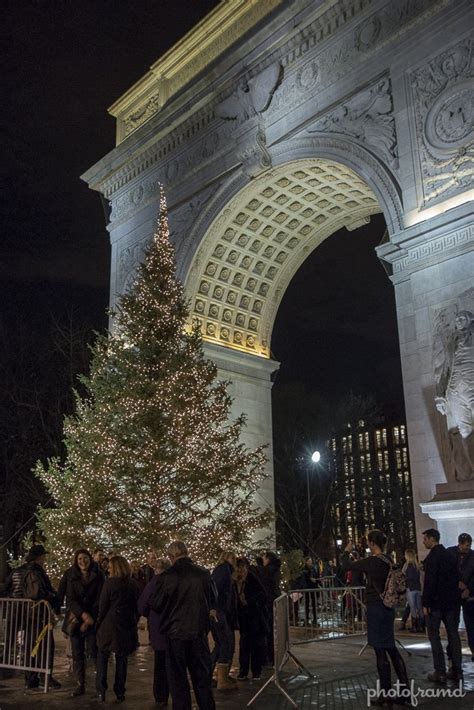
[82,0,451,202]
[377,204,474,282]
[108,0,282,143]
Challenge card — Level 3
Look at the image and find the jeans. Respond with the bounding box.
[166,636,215,710]
[426,608,462,674]
[153,649,169,703]
[96,650,128,697]
[210,612,235,665]
[406,590,423,620]
[71,631,97,686]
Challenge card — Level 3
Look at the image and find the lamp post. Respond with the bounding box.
[307,450,321,549]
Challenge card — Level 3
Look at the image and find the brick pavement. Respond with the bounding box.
[0,630,473,709]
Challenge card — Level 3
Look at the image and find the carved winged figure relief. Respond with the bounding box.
[216,63,282,122]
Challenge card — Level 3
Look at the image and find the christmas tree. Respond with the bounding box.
[36,190,271,572]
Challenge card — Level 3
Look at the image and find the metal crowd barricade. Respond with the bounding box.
[248,593,313,708]
[288,585,366,644]
[0,598,54,692]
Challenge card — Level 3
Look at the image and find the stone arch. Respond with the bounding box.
[184,152,400,359]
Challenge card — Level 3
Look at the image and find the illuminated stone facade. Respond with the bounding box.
[83,0,474,548]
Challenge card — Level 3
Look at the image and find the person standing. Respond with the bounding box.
[95,555,139,703]
[235,559,267,681]
[150,540,216,710]
[57,549,104,697]
[422,528,462,683]
[259,551,281,664]
[447,532,474,663]
[211,550,238,690]
[402,549,424,632]
[341,531,410,706]
[138,557,171,706]
[23,544,62,690]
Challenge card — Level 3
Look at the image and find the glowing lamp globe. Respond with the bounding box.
[311,451,321,463]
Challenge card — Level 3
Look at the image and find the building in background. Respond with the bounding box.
[329,420,415,560]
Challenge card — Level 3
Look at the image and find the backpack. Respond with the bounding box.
[377,555,406,609]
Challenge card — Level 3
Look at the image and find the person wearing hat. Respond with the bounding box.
[447,533,474,663]
[23,544,62,690]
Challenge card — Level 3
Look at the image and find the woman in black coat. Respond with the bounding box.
[235,559,268,680]
[58,548,104,697]
[95,556,139,703]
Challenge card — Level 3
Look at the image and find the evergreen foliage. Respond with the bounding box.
[36,191,271,572]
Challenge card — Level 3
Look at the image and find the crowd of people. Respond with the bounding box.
[1,527,473,708]
[1,541,282,708]
[341,529,474,705]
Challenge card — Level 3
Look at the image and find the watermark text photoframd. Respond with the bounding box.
[367,680,465,707]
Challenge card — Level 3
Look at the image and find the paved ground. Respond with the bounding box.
[0,629,473,709]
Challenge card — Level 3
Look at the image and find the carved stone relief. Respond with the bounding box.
[307,77,398,169]
[216,63,282,125]
[410,37,474,205]
[268,0,444,126]
[432,288,474,481]
[123,94,161,136]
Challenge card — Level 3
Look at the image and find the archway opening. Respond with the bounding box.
[271,215,414,560]
[184,157,413,554]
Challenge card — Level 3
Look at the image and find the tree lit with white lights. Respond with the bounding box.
[36,189,271,571]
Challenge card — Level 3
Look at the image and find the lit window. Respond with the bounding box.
[401,425,406,443]
[376,430,382,448]
[393,427,399,445]
[364,432,370,449]
[382,428,387,447]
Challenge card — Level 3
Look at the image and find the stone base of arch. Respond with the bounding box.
[203,342,279,545]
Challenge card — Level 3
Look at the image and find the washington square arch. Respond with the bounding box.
[83,0,474,550]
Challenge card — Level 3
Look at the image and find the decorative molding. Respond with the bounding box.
[268,0,447,123]
[307,76,398,170]
[90,0,448,202]
[109,0,281,142]
[184,158,379,358]
[409,37,474,206]
[390,224,474,276]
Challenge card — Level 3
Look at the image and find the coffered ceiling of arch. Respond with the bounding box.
[185,159,381,359]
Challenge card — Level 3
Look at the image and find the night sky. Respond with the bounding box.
[3,0,405,469]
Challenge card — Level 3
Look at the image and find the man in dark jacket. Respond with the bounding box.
[23,544,61,689]
[447,532,474,662]
[150,540,216,710]
[422,529,462,683]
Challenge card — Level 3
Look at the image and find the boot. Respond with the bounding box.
[216,663,237,690]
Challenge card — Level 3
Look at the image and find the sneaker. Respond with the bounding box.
[48,677,62,690]
[427,671,447,684]
[252,675,261,681]
[71,685,85,697]
[115,695,125,703]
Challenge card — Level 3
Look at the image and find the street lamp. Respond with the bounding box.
[306,450,321,549]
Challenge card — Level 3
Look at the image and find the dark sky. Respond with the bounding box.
[2,0,405,418]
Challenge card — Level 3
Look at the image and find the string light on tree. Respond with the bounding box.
[36,188,272,574]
